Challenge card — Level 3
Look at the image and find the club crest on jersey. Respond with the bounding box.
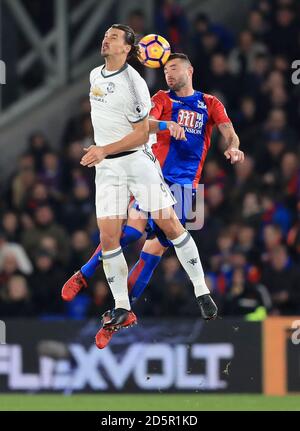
[107,82,115,93]
[197,100,207,109]
[177,109,204,134]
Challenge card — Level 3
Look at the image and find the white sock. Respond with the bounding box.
[102,247,130,310]
[171,231,210,297]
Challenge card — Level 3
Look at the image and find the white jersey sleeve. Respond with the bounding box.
[124,71,151,123]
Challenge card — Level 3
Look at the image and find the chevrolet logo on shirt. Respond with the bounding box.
[91,86,104,97]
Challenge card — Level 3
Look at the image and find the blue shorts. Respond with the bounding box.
[133,180,196,248]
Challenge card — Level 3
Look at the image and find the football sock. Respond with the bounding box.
[81,225,142,279]
[170,231,210,297]
[128,251,161,304]
[102,247,130,310]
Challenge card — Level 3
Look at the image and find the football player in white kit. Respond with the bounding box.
[78,24,217,337]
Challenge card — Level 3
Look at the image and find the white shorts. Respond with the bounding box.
[95,150,176,218]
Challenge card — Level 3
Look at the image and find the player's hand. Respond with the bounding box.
[80,145,105,167]
[224,147,244,164]
[167,121,186,140]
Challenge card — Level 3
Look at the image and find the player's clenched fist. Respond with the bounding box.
[167,121,186,140]
[80,145,105,167]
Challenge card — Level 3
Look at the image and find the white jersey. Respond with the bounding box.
[89,63,152,150]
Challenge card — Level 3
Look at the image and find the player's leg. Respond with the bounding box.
[96,236,166,349]
[151,206,217,320]
[93,164,138,331]
[97,216,130,310]
[95,236,166,349]
[128,237,167,303]
[80,202,147,278]
[80,224,143,277]
[61,204,148,301]
[128,184,193,304]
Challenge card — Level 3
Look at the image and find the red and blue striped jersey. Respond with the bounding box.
[150,90,231,188]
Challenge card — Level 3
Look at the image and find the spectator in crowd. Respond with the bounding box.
[62,97,91,145]
[155,0,188,52]
[229,156,261,207]
[234,97,260,153]
[9,161,36,210]
[39,152,63,201]
[26,132,51,172]
[88,279,112,317]
[68,230,94,275]
[287,201,300,262]
[247,9,269,41]
[0,275,34,317]
[21,205,70,264]
[29,249,66,316]
[261,224,284,263]
[223,267,272,316]
[0,253,23,289]
[261,245,300,314]
[160,281,200,317]
[0,230,33,276]
[62,180,94,233]
[228,30,268,77]
[206,53,238,107]
[266,5,299,59]
[1,211,20,242]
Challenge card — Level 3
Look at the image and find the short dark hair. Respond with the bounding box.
[111,23,140,60]
[165,53,192,66]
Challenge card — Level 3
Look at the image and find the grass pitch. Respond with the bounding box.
[0,394,299,411]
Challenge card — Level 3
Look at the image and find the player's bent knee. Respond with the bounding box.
[100,233,120,251]
[143,238,166,256]
[159,218,185,240]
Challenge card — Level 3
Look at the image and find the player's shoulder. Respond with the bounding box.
[152,89,170,101]
[124,64,149,92]
[90,65,104,80]
[126,64,145,82]
[202,92,222,105]
[202,93,225,111]
[202,92,216,102]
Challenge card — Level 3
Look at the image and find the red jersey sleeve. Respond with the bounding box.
[150,90,166,119]
[204,94,231,126]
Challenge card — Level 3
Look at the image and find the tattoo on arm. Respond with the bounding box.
[218,122,232,129]
[218,122,240,148]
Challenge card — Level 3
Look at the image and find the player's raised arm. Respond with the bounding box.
[218,122,244,164]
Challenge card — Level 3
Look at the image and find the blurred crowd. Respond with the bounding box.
[1,0,300,320]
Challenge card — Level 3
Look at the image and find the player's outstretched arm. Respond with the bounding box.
[218,122,244,164]
[80,118,149,167]
[149,118,186,140]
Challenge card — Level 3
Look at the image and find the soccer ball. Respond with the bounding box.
[138,34,171,68]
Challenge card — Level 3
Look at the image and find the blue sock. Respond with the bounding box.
[128,251,161,304]
[80,225,143,279]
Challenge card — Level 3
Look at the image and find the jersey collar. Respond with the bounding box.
[101,63,128,78]
[169,89,197,100]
